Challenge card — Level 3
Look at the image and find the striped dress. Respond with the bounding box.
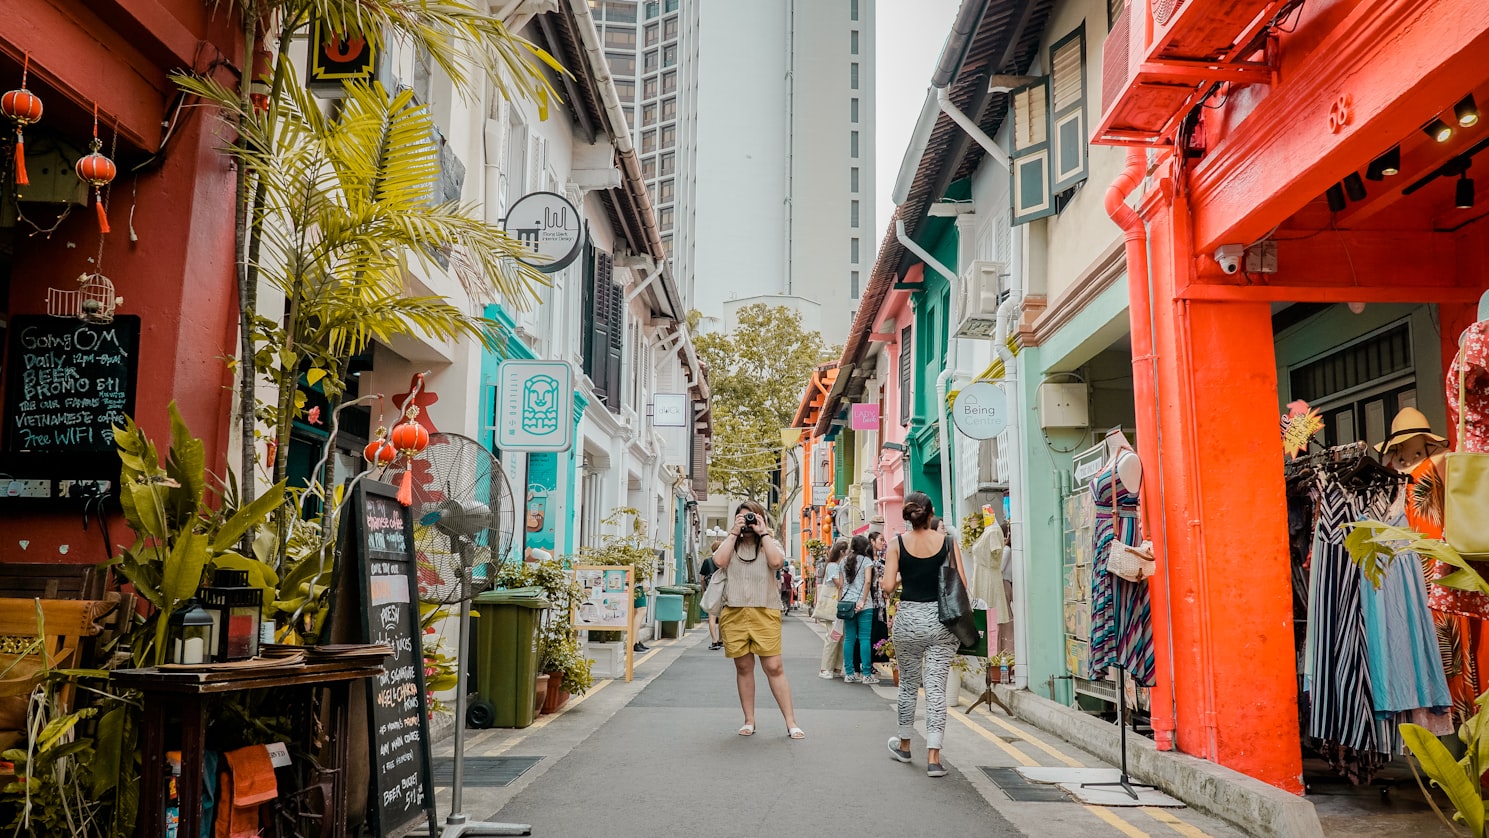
[1087,461,1156,686]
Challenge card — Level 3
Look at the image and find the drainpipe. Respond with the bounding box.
[896,220,959,524]
[997,230,1026,688]
[1107,147,1179,751]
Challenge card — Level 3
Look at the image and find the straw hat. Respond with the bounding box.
[1376,407,1448,453]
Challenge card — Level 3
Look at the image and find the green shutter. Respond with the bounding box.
[1010,77,1054,225]
[1050,25,1088,194]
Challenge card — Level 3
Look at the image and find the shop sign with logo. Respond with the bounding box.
[503,191,584,273]
[850,403,878,431]
[497,360,573,452]
[653,393,689,427]
[952,381,1008,440]
[307,19,382,96]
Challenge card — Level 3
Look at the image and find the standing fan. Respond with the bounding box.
[407,433,527,837]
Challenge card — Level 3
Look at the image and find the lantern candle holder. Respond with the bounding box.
[168,598,215,666]
[200,569,263,661]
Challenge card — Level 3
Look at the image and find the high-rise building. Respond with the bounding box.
[595,0,874,346]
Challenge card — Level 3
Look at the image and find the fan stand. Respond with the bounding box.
[427,539,531,837]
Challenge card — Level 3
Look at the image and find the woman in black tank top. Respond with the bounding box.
[880,492,970,778]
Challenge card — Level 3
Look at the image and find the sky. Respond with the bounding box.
[874,0,962,243]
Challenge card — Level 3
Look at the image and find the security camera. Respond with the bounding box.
[1214,244,1244,275]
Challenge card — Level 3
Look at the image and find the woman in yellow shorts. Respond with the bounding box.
[711,500,804,739]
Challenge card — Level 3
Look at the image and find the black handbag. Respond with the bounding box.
[937,537,982,649]
[836,600,857,620]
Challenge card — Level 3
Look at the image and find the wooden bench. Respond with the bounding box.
[0,597,117,750]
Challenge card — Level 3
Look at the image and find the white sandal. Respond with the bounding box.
[788,726,806,740]
[738,724,755,736]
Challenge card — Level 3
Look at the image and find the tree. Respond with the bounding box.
[694,305,837,502]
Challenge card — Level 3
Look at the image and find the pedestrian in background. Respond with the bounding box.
[816,540,848,679]
[841,535,880,684]
[882,492,969,777]
[711,501,805,739]
[700,546,722,651]
[779,563,795,614]
[632,578,649,653]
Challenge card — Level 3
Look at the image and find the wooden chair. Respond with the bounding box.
[0,597,116,750]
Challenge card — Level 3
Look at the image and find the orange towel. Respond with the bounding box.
[215,745,277,838]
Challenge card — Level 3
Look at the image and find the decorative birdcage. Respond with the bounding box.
[46,272,120,323]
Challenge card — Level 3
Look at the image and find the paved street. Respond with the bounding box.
[425,617,1250,838]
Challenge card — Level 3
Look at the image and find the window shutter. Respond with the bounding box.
[1010,78,1054,225]
[581,245,597,379]
[692,432,709,500]
[1049,26,1088,194]
[588,250,617,405]
[899,327,913,425]
[605,255,625,414]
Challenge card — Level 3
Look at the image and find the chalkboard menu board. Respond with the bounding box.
[348,480,437,836]
[3,315,140,474]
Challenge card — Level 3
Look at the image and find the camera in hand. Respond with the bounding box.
[744,512,757,526]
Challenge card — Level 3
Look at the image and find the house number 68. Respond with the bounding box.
[1328,95,1352,133]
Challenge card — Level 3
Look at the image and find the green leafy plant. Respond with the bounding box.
[960,513,987,551]
[497,555,593,694]
[1346,520,1488,836]
[538,632,593,696]
[571,508,661,582]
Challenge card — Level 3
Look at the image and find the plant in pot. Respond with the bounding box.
[989,651,1015,683]
[569,507,660,644]
[538,630,593,711]
[873,638,896,685]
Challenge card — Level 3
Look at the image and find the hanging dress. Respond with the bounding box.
[1087,457,1156,686]
[1358,508,1451,718]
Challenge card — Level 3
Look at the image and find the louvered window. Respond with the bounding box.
[899,327,913,426]
[1050,25,1088,194]
[692,432,709,499]
[582,248,623,411]
[1010,78,1053,224]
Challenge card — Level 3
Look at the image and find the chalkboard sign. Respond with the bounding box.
[347,480,437,836]
[3,315,139,475]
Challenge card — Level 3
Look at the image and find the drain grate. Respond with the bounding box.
[979,767,1073,802]
[431,756,543,788]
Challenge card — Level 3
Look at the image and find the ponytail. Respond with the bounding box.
[902,491,935,530]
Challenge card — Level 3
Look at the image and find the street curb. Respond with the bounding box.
[993,685,1324,838]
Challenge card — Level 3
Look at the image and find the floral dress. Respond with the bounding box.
[1087,458,1156,686]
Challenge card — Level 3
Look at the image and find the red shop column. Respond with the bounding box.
[1144,193,1303,793]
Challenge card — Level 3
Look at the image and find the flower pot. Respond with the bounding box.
[892,665,900,687]
[535,673,551,714]
[542,671,570,714]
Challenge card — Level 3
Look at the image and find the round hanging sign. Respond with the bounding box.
[503,191,584,273]
[952,381,1008,440]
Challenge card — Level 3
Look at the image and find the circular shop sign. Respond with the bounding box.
[952,381,1008,440]
[504,191,584,273]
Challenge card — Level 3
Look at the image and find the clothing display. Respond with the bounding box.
[1087,456,1156,686]
[1358,512,1451,717]
[968,525,1010,623]
[1447,319,1489,454]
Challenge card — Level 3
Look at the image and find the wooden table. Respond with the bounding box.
[112,660,382,838]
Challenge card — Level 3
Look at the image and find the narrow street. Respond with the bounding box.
[429,618,1248,838]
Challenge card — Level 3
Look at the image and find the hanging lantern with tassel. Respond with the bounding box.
[1,53,42,187]
[75,109,115,234]
[390,406,430,505]
[363,427,397,467]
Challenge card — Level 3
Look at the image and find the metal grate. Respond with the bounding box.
[431,756,543,788]
[979,767,1074,802]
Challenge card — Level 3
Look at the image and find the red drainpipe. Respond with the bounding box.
[1106,147,1177,751]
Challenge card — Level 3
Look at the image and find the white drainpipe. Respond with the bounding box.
[896,220,959,523]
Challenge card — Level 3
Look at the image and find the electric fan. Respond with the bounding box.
[407,433,526,837]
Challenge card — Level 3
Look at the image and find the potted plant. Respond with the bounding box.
[989,651,1015,684]
[538,630,593,711]
[873,638,897,686]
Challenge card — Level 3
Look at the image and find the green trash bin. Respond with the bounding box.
[653,593,685,638]
[657,585,693,635]
[682,583,702,629]
[470,587,551,729]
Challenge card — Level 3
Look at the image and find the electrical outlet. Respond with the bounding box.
[4,480,51,498]
[57,480,111,499]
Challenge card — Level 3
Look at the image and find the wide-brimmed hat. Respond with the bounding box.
[1376,407,1448,453]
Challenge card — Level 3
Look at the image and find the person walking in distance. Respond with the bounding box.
[817,540,848,680]
[882,492,969,777]
[711,501,805,739]
[841,535,880,685]
[700,545,723,651]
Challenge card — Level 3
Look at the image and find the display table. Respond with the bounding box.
[112,659,383,838]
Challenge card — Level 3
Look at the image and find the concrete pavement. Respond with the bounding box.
[417,615,1251,837]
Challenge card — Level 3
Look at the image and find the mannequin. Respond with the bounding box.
[1103,426,1142,494]
[1088,425,1156,687]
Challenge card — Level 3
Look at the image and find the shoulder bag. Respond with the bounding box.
[811,578,839,622]
[1103,461,1157,582]
[1445,347,1489,559]
[701,566,728,616]
[936,537,982,649]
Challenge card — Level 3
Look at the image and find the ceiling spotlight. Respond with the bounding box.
[1325,182,1346,213]
[1425,118,1454,143]
[1456,94,1480,127]
[1366,146,1401,180]
[1343,172,1367,201]
[1457,174,1475,209]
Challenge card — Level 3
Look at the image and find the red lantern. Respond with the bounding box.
[391,406,430,505]
[1,53,42,187]
[249,47,273,114]
[363,430,396,466]
[76,130,116,235]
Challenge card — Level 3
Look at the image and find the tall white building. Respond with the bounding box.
[597,0,874,347]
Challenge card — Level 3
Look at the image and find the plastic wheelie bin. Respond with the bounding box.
[469,587,551,729]
[681,583,702,628]
[653,592,685,638]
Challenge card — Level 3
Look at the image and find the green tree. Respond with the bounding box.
[694,305,836,502]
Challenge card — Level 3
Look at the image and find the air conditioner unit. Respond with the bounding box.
[954,260,1007,340]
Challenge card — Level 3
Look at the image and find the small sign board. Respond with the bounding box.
[572,565,634,682]
[653,393,688,427]
[497,360,573,452]
[503,192,583,273]
[342,481,436,837]
[952,381,1008,440]
[307,19,381,96]
[850,402,878,431]
[1073,441,1108,484]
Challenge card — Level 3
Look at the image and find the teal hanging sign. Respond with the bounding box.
[497,360,574,452]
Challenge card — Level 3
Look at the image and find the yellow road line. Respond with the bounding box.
[948,705,1038,766]
[971,706,1086,768]
[1086,804,1151,838]
[1142,807,1213,838]
[527,677,614,730]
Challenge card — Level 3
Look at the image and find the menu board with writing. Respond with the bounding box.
[3,315,139,474]
[349,480,436,837]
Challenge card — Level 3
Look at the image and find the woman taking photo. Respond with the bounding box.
[881,492,968,777]
[711,501,805,739]
[817,540,848,680]
[841,535,880,685]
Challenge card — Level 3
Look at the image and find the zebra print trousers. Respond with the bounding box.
[892,600,959,750]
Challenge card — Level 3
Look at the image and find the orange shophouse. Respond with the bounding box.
[1096,0,1489,794]
[794,364,839,578]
